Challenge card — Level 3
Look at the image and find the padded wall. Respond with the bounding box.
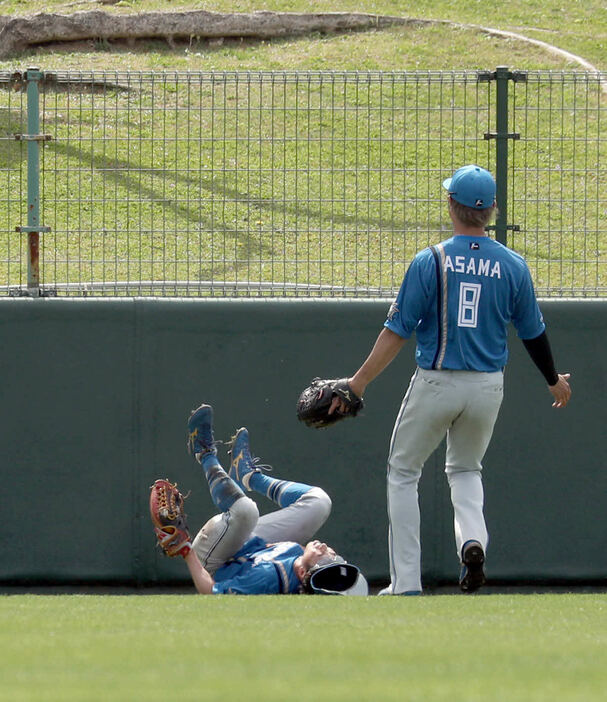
[1,298,604,586]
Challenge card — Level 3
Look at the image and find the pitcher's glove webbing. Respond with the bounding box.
[149,479,192,558]
[296,377,363,429]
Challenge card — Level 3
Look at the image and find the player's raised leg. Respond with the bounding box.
[228,426,332,545]
[445,372,503,592]
[187,404,259,573]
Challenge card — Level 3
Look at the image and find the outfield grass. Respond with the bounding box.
[2,593,606,701]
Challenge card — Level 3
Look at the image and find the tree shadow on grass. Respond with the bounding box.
[48,136,428,265]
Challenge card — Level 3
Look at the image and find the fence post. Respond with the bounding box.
[15,67,51,297]
[483,66,526,245]
[493,66,510,245]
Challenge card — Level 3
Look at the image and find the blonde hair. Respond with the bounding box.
[450,198,496,228]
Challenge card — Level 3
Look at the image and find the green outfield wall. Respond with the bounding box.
[1,298,605,588]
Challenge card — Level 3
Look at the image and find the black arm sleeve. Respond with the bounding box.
[522,331,558,386]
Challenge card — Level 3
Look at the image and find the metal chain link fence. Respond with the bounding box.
[0,69,605,297]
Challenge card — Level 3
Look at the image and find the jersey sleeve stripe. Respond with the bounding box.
[273,560,291,593]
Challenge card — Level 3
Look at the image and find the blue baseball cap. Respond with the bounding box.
[442,165,496,210]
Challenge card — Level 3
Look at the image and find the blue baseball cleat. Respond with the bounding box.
[459,540,486,593]
[187,404,217,459]
[228,427,269,492]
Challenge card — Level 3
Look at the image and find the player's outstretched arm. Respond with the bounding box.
[184,550,215,594]
[350,327,406,396]
[548,373,572,409]
[329,327,406,414]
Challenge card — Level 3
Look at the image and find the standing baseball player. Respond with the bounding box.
[331,164,571,595]
[150,403,368,595]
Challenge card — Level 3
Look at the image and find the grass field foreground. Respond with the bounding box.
[2,593,607,701]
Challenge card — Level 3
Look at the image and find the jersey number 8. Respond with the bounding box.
[458,282,481,328]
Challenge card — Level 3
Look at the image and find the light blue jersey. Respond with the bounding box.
[212,537,303,595]
[385,236,545,372]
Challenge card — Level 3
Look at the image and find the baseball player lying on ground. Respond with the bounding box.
[149,403,367,596]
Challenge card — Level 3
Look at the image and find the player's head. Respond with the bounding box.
[443,165,496,227]
[296,540,369,596]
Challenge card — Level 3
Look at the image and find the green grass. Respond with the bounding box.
[2,593,607,701]
[0,0,605,70]
[0,2,604,297]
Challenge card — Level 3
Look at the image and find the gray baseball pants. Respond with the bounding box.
[386,367,504,594]
[192,487,331,574]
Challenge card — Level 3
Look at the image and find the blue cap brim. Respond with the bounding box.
[442,177,452,191]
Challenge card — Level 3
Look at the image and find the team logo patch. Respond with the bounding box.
[470,242,480,250]
[387,301,399,321]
